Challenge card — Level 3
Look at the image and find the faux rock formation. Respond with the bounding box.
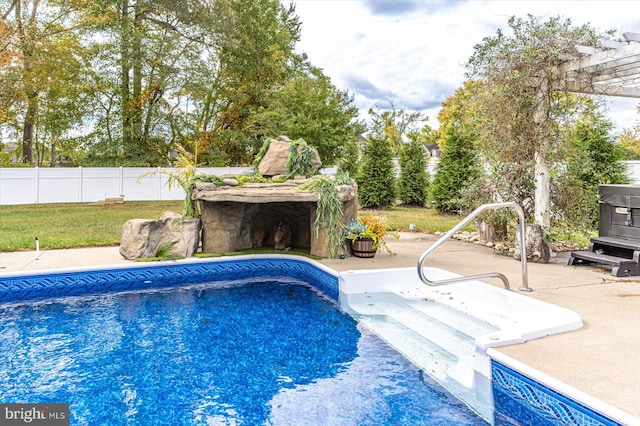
[192,179,358,257]
[120,211,201,260]
[513,223,551,264]
[257,136,322,177]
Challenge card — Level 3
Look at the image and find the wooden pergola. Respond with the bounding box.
[533,32,640,228]
[556,32,640,99]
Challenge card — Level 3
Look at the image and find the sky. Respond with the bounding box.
[286,0,640,133]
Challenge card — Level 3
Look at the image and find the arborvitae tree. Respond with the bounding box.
[570,114,629,188]
[357,135,396,208]
[337,136,361,178]
[398,138,429,206]
[557,112,630,228]
[430,125,481,214]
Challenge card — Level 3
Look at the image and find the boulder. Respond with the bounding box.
[119,211,201,260]
[257,136,321,177]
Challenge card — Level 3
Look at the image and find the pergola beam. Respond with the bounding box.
[560,43,640,73]
[530,32,640,228]
[623,32,640,42]
[553,80,640,98]
[575,45,601,55]
[556,37,640,99]
[597,39,630,49]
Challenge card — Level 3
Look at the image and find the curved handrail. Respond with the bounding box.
[417,202,532,292]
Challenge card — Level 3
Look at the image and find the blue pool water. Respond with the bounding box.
[0,279,487,425]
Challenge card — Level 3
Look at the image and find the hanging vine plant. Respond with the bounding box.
[183,174,224,219]
[285,139,318,179]
[251,138,272,173]
[299,175,351,259]
[138,142,206,221]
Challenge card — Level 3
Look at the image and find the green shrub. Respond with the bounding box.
[555,113,630,229]
[357,135,396,208]
[398,139,429,206]
[430,125,480,214]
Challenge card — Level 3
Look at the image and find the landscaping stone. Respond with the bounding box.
[119,211,201,260]
[257,136,322,177]
[222,178,239,186]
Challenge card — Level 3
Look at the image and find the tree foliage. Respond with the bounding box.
[466,14,609,224]
[0,0,362,168]
[430,124,481,214]
[1,0,89,165]
[251,64,365,166]
[357,135,396,209]
[554,111,630,229]
[367,104,426,154]
[430,82,483,214]
[618,129,640,160]
[397,137,429,206]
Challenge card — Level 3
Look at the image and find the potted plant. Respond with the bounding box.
[343,211,399,257]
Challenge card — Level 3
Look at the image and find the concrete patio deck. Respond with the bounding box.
[1,233,639,422]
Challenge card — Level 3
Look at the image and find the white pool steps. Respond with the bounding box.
[339,267,584,423]
[344,291,495,389]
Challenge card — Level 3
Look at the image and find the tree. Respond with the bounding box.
[572,114,629,188]
[430,124,481,214]
[357,135,396,208]
[397,137,429,206]
[196,0,302,165]
[618,129,640,160]
[251,63,364,166]
[466,15,606,226]
[0,18,20,127]
[368,104,426,154]
[1,0,362,169]
[337,134,366,178]
[429,82,485,214]
[1,0,87,165]
[81,0,222,166]
[555,112,630,228]
[407,123,437,149]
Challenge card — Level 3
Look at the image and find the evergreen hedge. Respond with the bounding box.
[357,135,396,208]
[398,139,429,206]
[430,125,480,214]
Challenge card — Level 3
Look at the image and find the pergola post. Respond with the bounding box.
[534,74,551,228]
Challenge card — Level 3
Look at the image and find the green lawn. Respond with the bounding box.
[0,201,184,252]
[0,201,470,252]
[371,205,472,234]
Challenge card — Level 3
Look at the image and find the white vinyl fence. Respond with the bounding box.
[0,167,251,205]
[623,161,640,185]
[1,162,639,206]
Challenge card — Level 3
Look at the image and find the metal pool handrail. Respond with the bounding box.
[417,202,532,292]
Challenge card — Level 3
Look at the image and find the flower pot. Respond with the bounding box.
[351,238,377,258]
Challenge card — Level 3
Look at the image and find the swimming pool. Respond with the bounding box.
[0,279,488,424]
[0,256,633,425]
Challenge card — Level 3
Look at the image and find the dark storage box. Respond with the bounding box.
[569,185,640,276]
[597,184,640,240]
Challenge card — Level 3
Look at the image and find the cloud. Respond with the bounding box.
[344,74,395,101]
[290,0,640,131]
[363,0,464,16]
[344,73,449,126]
[363,1,421,16]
